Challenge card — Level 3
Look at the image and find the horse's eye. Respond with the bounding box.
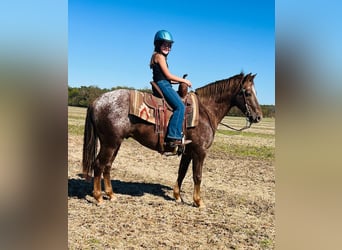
[245,91,252,97]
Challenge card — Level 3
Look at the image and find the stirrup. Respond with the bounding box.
[165,139,192,147]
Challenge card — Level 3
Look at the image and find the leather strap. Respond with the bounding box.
[150,81,164,99]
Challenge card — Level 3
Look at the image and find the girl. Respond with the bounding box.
[149,30,192,147]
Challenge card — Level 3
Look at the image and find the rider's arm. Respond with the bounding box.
[155,54,192,87]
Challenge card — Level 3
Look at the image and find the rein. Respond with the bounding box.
[219,79,252,132]
[219,118,251,131]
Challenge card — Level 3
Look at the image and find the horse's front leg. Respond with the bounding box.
[192,154,206,208]
[174,152,192,203]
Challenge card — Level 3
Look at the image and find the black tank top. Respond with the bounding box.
[152,63,168,82]
[152,53,169,82]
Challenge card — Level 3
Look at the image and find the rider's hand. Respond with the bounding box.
[183,79,192,88]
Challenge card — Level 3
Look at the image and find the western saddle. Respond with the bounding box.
[150,80,189,155]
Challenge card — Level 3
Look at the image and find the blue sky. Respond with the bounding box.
[68,0,275,105]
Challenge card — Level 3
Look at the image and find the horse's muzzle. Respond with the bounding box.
[249,113,262,123]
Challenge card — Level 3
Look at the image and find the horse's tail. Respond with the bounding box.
[82,105,97,180]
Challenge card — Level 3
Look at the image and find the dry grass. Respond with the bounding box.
[68,106,275,249]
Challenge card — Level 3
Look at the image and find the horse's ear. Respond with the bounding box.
[245,73,252,80]
[249,73,256,80]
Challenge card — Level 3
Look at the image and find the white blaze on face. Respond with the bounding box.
[251,85,257,97]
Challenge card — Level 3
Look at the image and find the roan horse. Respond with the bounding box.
[82,72,262,208]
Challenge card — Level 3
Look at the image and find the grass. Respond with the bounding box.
[211,142,275,161]
[260,238,273,249]
[68,124,84,136]
[68,106,86,136]
[217,129,274,139]
[68,114,86,121]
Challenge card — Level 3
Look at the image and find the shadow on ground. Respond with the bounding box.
[68,175,173,201]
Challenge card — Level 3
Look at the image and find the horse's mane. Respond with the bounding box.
[195,72,246,99]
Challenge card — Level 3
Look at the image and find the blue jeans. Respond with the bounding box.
[157,80,185,140]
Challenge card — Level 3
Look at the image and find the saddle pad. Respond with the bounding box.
[129,90,157,124]
[129,90,199,127]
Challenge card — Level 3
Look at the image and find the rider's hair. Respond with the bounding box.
[149,40,167,69]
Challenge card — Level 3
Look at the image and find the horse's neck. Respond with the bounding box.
[197,78,241,127]
[200,96,232,128]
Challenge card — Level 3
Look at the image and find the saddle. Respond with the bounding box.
[129,82,199,154]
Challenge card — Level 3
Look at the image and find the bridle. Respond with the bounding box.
[219,79,252,131]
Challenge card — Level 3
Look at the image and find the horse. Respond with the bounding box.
[82,72,263,208]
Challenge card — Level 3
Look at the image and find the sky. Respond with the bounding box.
[68,0,275,105]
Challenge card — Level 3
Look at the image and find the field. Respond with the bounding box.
[68,106,275,249]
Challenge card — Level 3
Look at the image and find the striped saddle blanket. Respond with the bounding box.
[129,90,199,131]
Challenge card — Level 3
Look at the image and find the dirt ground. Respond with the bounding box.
[68,107,275,249]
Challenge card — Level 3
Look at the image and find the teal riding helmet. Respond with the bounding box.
[154,30,174,45]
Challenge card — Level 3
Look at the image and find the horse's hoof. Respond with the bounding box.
[96,198,105,206]
[198,204,206,209]
[108,194,116,201]
[93,193,104,205]
[175,197,182,203]
[194,200,205,208]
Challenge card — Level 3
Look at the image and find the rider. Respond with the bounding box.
[149,30,192,147]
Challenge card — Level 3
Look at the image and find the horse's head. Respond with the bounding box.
[235,73,263,123]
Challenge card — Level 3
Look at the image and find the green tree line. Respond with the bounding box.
[68,85,275,118]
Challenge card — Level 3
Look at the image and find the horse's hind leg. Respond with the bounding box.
[93,145,117,204]
[174,153,192,203]
[103,145,121,201]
